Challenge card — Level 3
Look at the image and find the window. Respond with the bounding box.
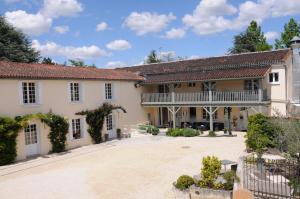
[158,84,169,93]
[72,119,82,139]
[105,83,112,100]
[188,82,196,87]
[202,107,218,120]
[22,82,36,104]
[25,124,37,145]
[106,114,113,131]
[70,83,80,102]
[269,72,279,83]
[244,79,259,90]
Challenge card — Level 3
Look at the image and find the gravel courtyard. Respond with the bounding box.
[0,131,246,199]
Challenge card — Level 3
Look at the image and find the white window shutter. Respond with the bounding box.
[81,118,86,138]
[69,119,73,140]
[80,82,84,102]
[112,113,116,129]
[67,82,71,102]
[37,82,42,104]
[111,83,115,100]
[18,81,24,105]
[103,83,106,100]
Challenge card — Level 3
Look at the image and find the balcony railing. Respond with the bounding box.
[141,90,268,106]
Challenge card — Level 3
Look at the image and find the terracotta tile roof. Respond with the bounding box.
[144,67,271,84]
[122,49,291,83]
[0,61,144,81]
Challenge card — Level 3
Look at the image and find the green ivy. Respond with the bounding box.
[76,103,126,144]
[40,113,69,153]
[0,117,22,165]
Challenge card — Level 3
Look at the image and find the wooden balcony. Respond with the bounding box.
[141,90,268,106]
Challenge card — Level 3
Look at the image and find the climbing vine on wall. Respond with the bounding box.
[76,103,126,144]
[40,113,69,153]
[0,117,22,165]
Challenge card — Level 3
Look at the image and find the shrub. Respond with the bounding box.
[166,128,183,137]
[223,170,239,190]
[199,156,221,188]
[147,125,159,135]
[208,131,216,137]
[245,113,281,157]
[174,175,195,190]
[0,117,22,165]
[166,128,199,137]
[182,128,199,137]
[138,125,159,135]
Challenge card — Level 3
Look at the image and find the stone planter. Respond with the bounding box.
[189,186,232,199]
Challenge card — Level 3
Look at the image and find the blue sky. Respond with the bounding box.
[1,0,300,68]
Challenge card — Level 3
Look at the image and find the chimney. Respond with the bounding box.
[291,36,300,104]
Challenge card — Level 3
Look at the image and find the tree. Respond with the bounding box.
[229,21,272,54]
[41,57,55,65]
[275,18,300,49]
[0,16,40,63]
[69,59,86,67]
[145,50,161,64]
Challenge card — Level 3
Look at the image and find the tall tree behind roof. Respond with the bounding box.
[0,16,40,63]
[145,50,161,64]
[229,21,272,54]
[275,18,300,49]
[41,57,56,65]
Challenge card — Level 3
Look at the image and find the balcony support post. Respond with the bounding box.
[209,106,213,131]
[258,89,262,102]
[203,106,219,132]
[167,106,181,129]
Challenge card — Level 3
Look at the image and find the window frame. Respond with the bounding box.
[24,124,38,145]
[105,83,113,100]
[71,118,82,140]
[269,72,279,84]
[21,81,38,105]
[69,82,81,102]
[106,114,113,131]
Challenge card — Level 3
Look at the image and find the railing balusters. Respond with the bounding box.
[141,90,263,104]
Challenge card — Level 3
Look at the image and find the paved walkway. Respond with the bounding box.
[0,132,246,199]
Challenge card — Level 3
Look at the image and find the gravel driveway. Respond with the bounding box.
[0,132,246,199]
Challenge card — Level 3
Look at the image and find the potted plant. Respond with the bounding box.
[117,128,121,139]
[104,133,109,141]
[224,128,228,134]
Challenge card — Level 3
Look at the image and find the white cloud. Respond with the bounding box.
[4,0,83,36]
[183,0,300,35]
[105,61,127,68]
[96,22,108,32]
[124,12,176,35]
[106,40,132,51]
[163,28,186,39]
[5,10,52,36]
[32,40,109,60]
[54,25,69,34]
[265,31,279,41]
[40,0,83,18]
[182,0,237,35]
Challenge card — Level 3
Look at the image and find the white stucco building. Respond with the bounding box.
[0,37,299,161]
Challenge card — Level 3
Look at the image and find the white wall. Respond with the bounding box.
[0,79,148,160]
